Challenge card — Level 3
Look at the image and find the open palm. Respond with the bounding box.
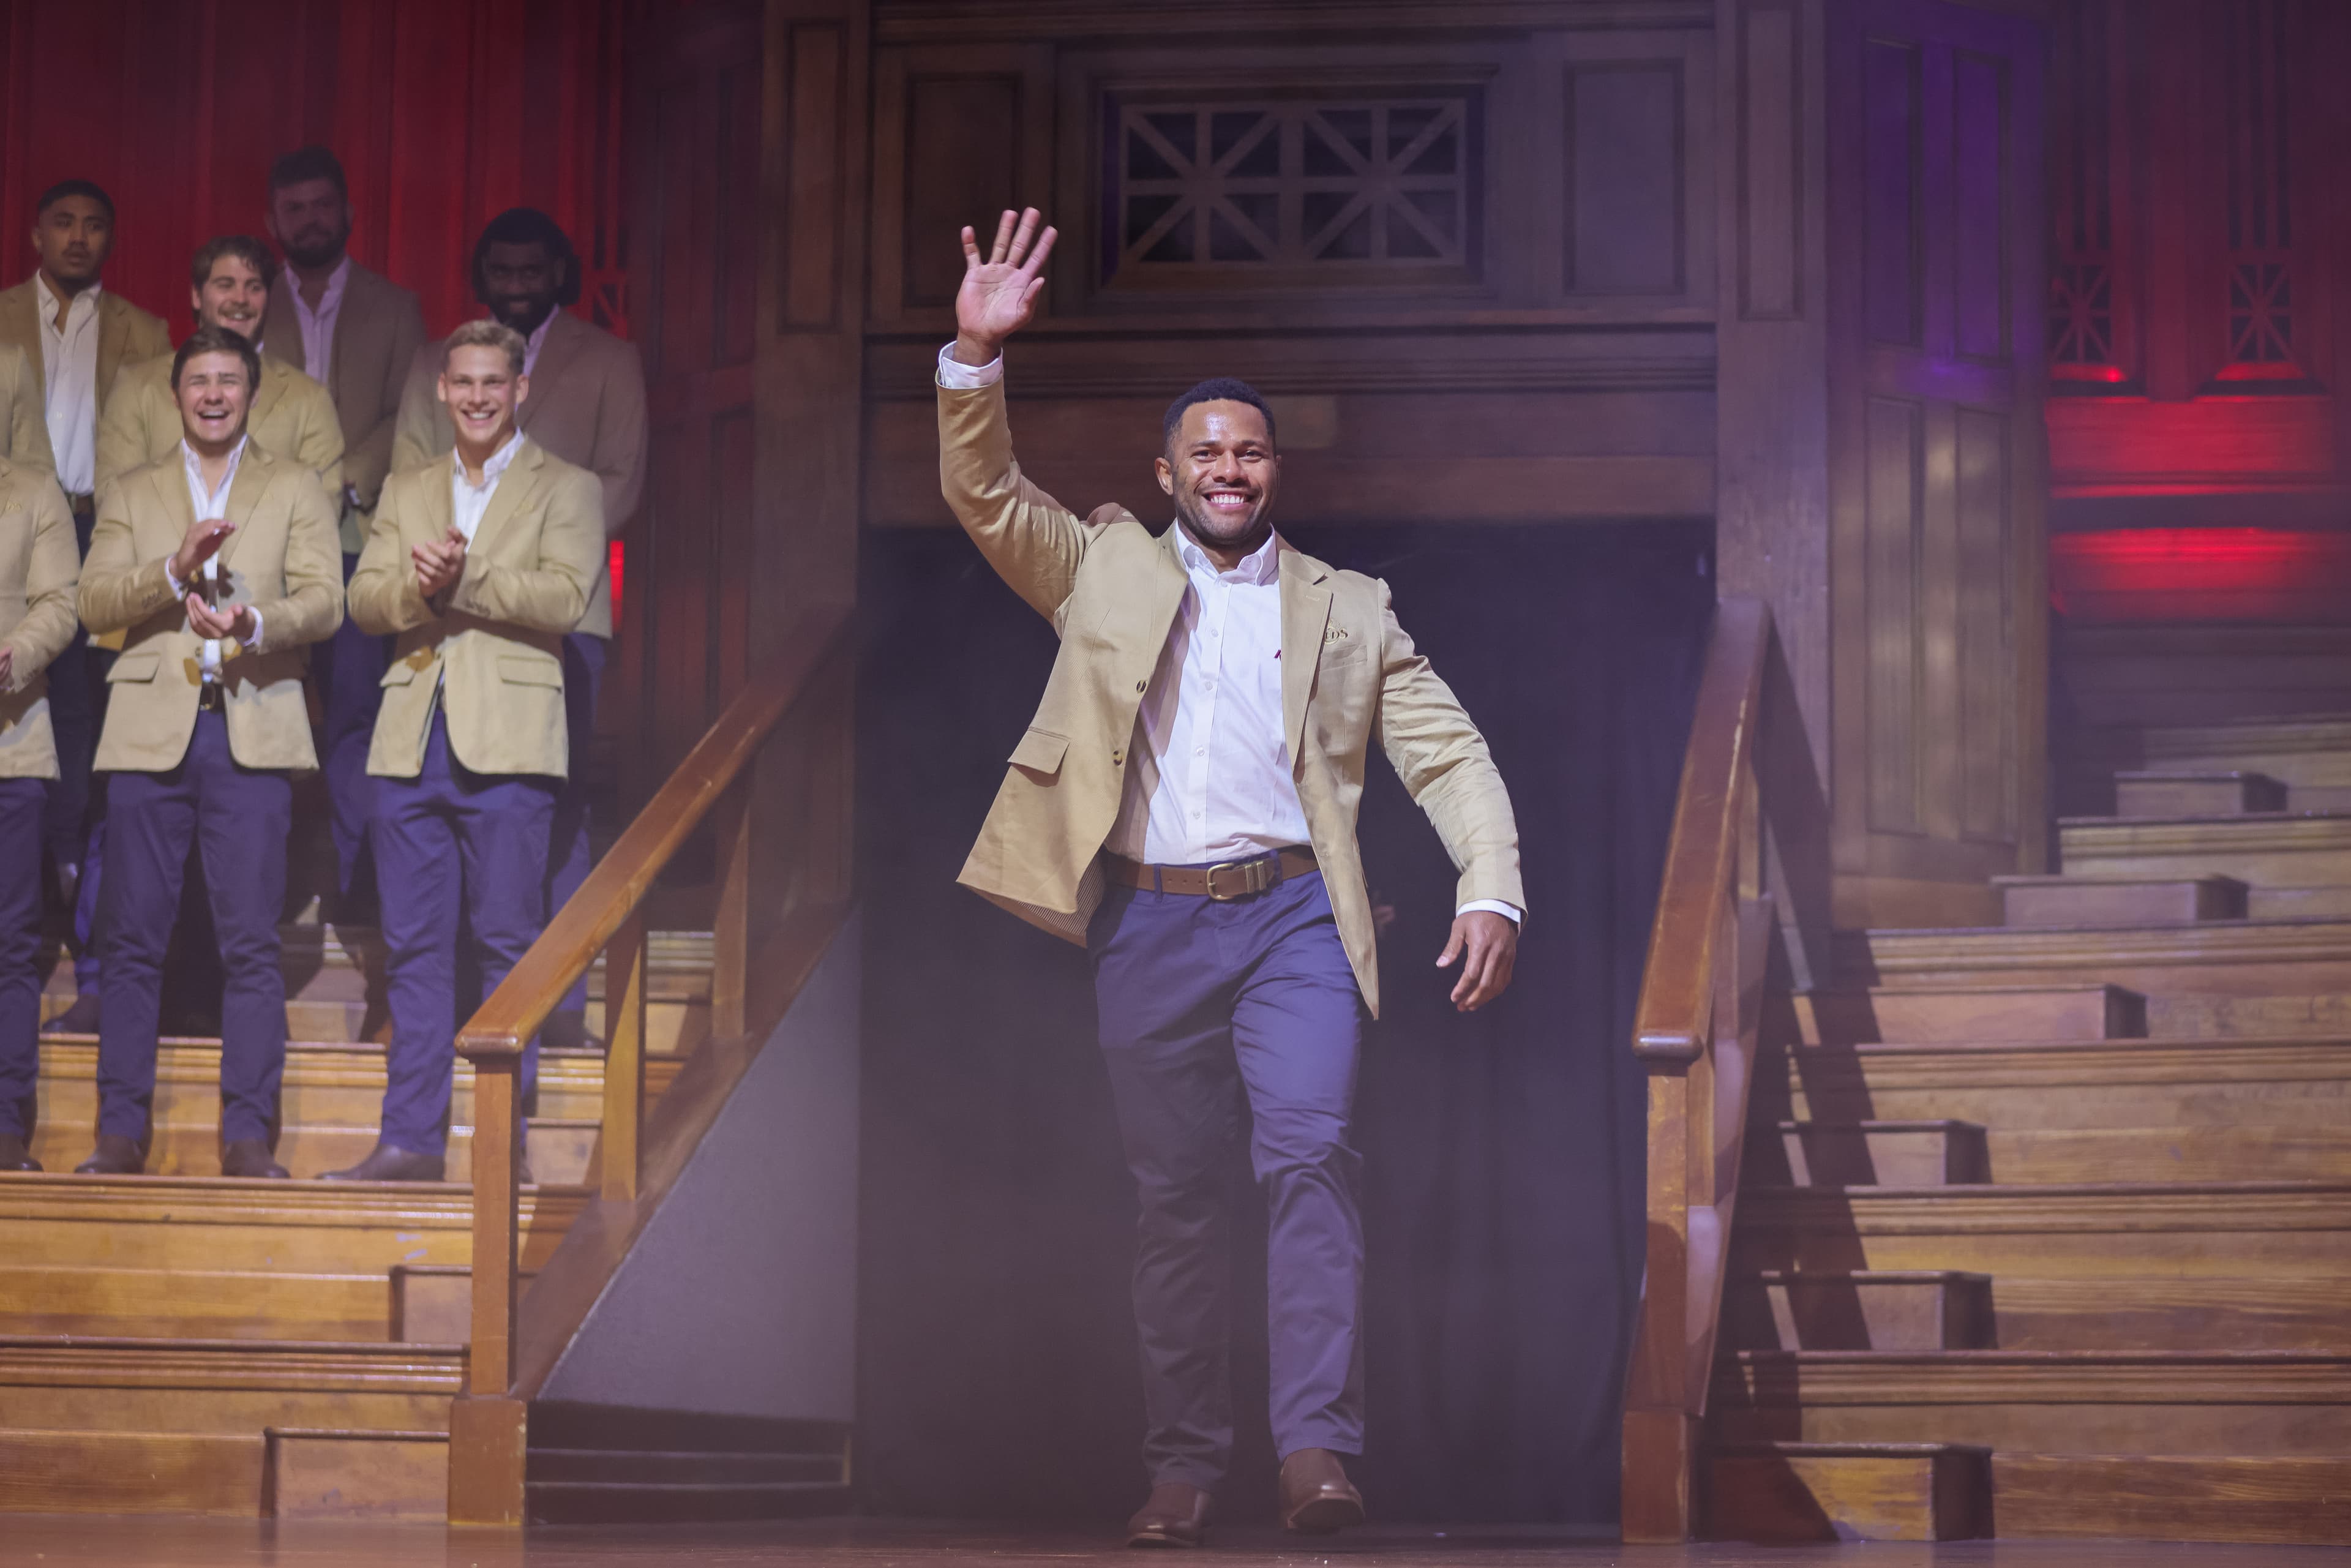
[954,208,1057,361]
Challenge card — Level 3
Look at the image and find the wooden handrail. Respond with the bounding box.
[446,600,854,1525]
[1621,596,1779,1544]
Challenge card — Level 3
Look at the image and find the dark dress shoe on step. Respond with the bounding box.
[0,1134,41,1172]
[320,1142,446,1183]
[1125,1481,1211,1548]
[42,994,100,1036]
[1278,1448,1364,1536]
[75,1135,144,1176]
[220,1139,290,1179]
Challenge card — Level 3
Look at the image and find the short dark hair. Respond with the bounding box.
[34,179,115,223]
[268,145,348,200]
[1163,378,1277,452]
[171,323,263,392]
[190,235,278,294]
[470,206,583,309]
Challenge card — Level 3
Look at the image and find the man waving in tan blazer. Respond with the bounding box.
[73,324,343,1178]
[0,454,81,1172]
[939,210,1521,1547]
[329,320,604,1184]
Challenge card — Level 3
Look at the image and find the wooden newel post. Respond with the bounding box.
[451,1052,527,1524]
[601,911,648,1202]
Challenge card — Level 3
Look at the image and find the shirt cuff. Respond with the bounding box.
[1457,899,1522,926]
[165,561,186,600]
[936,342,1003,389]
[242,609,264,649]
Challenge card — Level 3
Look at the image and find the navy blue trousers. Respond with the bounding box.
[373,709,555,1156]
[97,713,291,1146]
[314,550,391,899]
[1089,861,1367,1488]
[546,631,605,1030]
[0,778,46,1138]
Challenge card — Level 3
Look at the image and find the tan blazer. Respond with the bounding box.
[391,310,647,639]
[97,352,345,504]
[0,344,55,473]
[0,458,81,778]
[349,440,604,780]
[939,380,1523,1016]
[262,261,426,546]
[78,443,343,773]
[0,279,171,467]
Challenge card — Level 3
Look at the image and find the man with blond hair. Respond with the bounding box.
[329,320,603,1183]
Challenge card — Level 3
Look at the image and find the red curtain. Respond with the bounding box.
[0,0,632,340]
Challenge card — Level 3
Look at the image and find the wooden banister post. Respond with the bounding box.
[601,912,648,1202]
[711,781,751,1040]
[451,1054,526,1525]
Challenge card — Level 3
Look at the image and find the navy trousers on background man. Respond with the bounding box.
[1088,859,1368,1490]
[97,712,292,1147]
[315,550,391,904]
[373,710,555,1156]
[0,779,47,1140]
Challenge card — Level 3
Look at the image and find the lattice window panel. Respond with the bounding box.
[2049,261,2114,367]
[1101,94,1480,287]
[2217,0,2306,381]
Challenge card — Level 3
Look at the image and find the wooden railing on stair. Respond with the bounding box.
[446,602,855,1525]
[1621,596,1780,1543]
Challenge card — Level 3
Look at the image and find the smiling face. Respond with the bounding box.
[1155,400,1280,558]
[479,239,563,336]
[193,253,270,344]
[436,342,528,450]
[174,350,253,450]
[30,195,112,290]
[266,176,351,271]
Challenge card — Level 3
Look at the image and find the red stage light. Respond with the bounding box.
[2050,528,2351,623]
[609,541,624,620]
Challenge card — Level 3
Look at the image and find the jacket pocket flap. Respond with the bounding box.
[1008,726,1069,776]
[107,650,162,684]
[498,657,564,689]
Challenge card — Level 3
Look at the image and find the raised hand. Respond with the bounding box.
[953,208,1057,368]
[171,517,235,586]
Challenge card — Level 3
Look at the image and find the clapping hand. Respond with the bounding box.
[953,208,1057,369]
[413,528,467,599]
[171,517,234,585]
[184,592,254,645]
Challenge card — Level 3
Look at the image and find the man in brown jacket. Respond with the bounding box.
[73,325,342,1178]
[0,455,82,1171]
[330,320,604,1183]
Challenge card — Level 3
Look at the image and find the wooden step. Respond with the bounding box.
[1711,1351,2351,1454]
[0,1427,262,1516]
[1706,1442,1990,1542]
[1991,1453,2351,1545]
[1755,1037,2351,1137]
[2060,811,2351,888]
[1993,1277,2351,1352]
[1992,874,2245,928]
[1796,985,2145,1045]
[1839,919,2351,1005]
[1750,1122,1988,1187]
[2113,772,2288,819]
[1731,1182,2351,1280]
[0,1338,461,1439]
[24,1040,679,1179]
[1722,1272,1993,1352]
[2130,717,2351,792]
[264,1428,448,1520]
[2248,884,2351,920]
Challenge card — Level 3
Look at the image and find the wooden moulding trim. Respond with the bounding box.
[1847,920,2351,975]
[1737,1182,2351,1233]
[1715,1352,2351,1405]
[1633,598,1771,1063]
[457,603,853,1063]
[0,1185,591,1229]
[2058,817,2351,851]
[504,895,851,1405]
[0,1343,465,1392]
[874,1,1714,45]
[266,1428,449,1442]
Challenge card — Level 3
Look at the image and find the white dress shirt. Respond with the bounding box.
[168,437,261,680]
[936,344,1519,923]
[35,274,100,497]
[451,430,525,542]
[288,255,351,382]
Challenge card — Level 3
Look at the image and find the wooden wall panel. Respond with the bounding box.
[1864,396,1924,834]
[1565,64,1687,295]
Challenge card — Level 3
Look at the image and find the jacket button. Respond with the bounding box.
[1135,680,1146,692]
[1112,750,1124,765]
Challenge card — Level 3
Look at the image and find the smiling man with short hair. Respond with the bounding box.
[938,208,1523,1547]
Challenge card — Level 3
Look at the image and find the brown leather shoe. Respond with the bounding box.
[320,1141,446,1182]
[1125,1481,1211,1548]
[220,1139,290,1179]
[1278,1448,1363,1535]
[74,1134,144,1176]
[0,1133,40,1172]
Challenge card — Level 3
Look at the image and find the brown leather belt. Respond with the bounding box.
[1106,847,1318,901]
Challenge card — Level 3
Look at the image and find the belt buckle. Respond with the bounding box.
[1204,865,1260,902]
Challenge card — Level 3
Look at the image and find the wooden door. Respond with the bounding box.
[1825,0,2049,928]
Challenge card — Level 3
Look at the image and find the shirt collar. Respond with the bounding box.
[34,272,100,322]
[293,256,352,313]
[180,435,250,493]
[458,431,527,490]
[1177,526,1281,586]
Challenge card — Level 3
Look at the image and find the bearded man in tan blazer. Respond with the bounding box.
[392,207,645,1052]
[73,324,342,1179]
[330,320,604,1184]
[940,211,1522,1547]
[0,455,81,1171]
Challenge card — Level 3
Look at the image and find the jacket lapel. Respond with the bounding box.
[1278,543,1332,767]
[260,286,304,375]
[216,446,273,571]
[518,312,581,434]
[146,461,197,569]
[95,293,130,403]
[0,287,39,398]
[469,440,544,555]
[250,359,288,432]
[421,449,457,543]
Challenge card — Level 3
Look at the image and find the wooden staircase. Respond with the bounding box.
[0,936,704,1519]
[1706,713,2351,1544]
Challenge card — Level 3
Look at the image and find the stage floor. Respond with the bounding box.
[0,1519,2342,1567]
